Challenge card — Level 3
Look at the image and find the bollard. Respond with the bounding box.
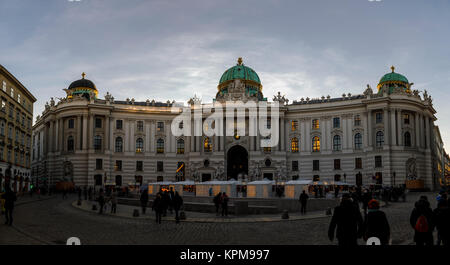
[133,209,140,217]
[281,210,289,219]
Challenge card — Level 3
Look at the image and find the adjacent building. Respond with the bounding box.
[32,59,444,190]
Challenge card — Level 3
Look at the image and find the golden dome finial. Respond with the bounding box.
[81,72,86,79]
[391,66,395,73]
[237,57,243,65]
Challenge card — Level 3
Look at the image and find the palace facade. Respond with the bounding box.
[32,58,444,190]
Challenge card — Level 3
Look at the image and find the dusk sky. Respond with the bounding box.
[1,0,449,147]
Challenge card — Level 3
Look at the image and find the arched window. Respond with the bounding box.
[93,135,102,150]
[291,137,299,153]
[177,138,185,154]
[67,136,74,151]
[333,135,341,151]
[376,131,384,147]
[135,138,144,153]
[312,136,320,152]
[204,137,212,152]
[404,132,411,147]
[156,138,164,153]
[115,137,123,152]
[312,119,320,129]
[354,133,362,150]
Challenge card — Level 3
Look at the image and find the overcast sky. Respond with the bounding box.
[1,0,449,147]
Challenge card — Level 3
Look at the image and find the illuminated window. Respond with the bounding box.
[404,114,410,124]
[376,131,384,147]
[2,81,5,92]
[404,132,411,147]
[312,136,320,152]
[115,137,123,152]
[156,138,164,153]
[354,133,362,150]
[135,138,144,153]
[114,160,122,171]
[204,137,212,152]
[333,135,341,151]
[157,121,164,132]
[291,137,299,152]
[291,120,298,131]
[10,88,14,98]
[312,119,319,129]
[17,94,20,104]
[177,138,185,154]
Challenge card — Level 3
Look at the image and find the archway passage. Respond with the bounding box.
[227,145,248,180]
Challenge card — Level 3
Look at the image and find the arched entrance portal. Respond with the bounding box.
[227,145,248,180]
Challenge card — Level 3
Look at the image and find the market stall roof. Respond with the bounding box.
[331,181,351,186]
[248,180,275,185]
[285,180,313,185]
[148,181,174,185]
[174,180,196,185]
[196,180,242,185]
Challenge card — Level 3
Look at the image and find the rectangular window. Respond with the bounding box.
[291,120,298,131]
[96,159,103,170]
[354,115,361,126]
[136,161,143,171]
[17,94,20,104]
[95,118,102,128]
[313,160,320,171]
[404,114,410,124]
[292,161,299,171]
[375,156,382,168]
[114,160,122,171]
[68,119,75,129]
[9,104,13,118]
[10,87,14,98]
[334,159,341,170]
[333,117,340,128]
[375,112,383,124]
[157,121,164,132]
[355,157,362,169]
[116,120,123,130]
[312,119,320,129]
[2,81,6,92]
[137,121,144,131]
[1,100,5,112]
[157,161,164,172]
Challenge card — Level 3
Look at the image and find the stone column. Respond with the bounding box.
[367,110,372,146]
[104,116,110,151]
[49,120,54,152]
[109,117,114,151]
[419,114,424,148]
[82,115,88,150]
[306,118,311,152]
[390,109,397,146]
[88,114,94,150]
[77,115,82,150]
[145,121,150,153]
[425,116,430,149]
[363,112,368,148]
[383,108,389,146]
[397,109,402,146]
[150,121,156,153]
[55,119,59,151]
[415,113,420,148]
[342,117,348,149]
[322,117,328,150]
[280,117,285,151]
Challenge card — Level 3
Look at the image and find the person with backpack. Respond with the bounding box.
[328,193,364,246]
[213,192,222,216]
[221,192,229,217]
[299,190,309,214]
[410,195,435,246]
[433,199,450,246]
[363,199,390,245]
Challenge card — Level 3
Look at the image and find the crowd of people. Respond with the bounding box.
[327,188,450,246]
[213,192,230,217]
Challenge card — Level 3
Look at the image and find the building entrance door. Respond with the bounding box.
[227,145,248,180]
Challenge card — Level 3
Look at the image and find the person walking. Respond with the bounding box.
[328,193,364,246]
[221,192,229,217]
[110,189,117,214]
[97,188,105,214]
[433,199,450,246]
[410,195,435,246]
[173,191,183,224]
[361,189,372,216]
[168,187,175,214]
[140,189,149,214]
[152,193,163,224]
[363,199,390,245]
[299,190,309,214]
[2,187,16,226]
[213,192,222,216]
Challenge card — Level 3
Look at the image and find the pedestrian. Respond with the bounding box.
[299,190,309,214]
[361,189,372,216]
[168,187,175,214]
[328,193,364,246]
[173,191,183,223]
[2,187,16,226]
[152,193,163,224]
[410,195,435,246]
[110,189,118,214]
[221,192,229,217]
[363,199,390,245]
[433,199,450,246]
[98,188,105,214]
[162,190,170,217]
[213,192,222,216]
[140,189,149,214]
[209,187,213,197]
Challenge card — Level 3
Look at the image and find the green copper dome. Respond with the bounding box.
[218,57,261,88]
[377,66,409,90]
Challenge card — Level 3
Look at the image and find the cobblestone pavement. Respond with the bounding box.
[1,192,439,245]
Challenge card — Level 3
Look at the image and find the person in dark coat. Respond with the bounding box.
[363,199,390,245]
[152,193,163,224]
[221,192,229,217]
[162,191,170,216]
[328,193,364,246]
[168,187,175,214]
[173,191,183,223]
[213,192,222,216]
[140,189,149,214]
[97,188,105,214]
[2,187,17,225]
[433,199,450,246]
[299,190,309,214]
[410,195,435,246]
[361,189,372,216]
